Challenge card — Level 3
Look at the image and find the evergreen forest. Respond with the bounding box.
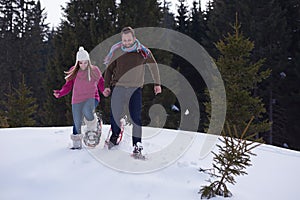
[0,0,299,150]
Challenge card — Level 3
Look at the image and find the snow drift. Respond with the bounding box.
[1,125,300,200]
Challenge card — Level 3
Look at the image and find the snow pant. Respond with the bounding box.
[72,98,99,135]
[110,86,142,146]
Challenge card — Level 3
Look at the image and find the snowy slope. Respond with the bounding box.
[1,125,300,200]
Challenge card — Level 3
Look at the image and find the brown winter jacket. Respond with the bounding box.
[104,48,161,88]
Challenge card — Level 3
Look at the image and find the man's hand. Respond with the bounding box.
[154,85,162,95]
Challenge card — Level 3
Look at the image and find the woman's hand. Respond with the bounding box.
[53,90,60,98]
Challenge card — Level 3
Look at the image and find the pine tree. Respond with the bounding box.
[0,0,48,125]
[205,17,270,136]
[0,115,9,128]
[172,0,190,78]
[199,117,263,198]
[274,0,300,149]
[205,0,291,145]
[0,0,22,92]
[175,0,189,34]
[188,0,209,131]
[41,32,69,126]
[246,0,290,145]
[3,76,38,127]
[117,0,162,29]
[21,0,48,125]
[160,0,175,29]
[200,0,215,52]
[189,1,206,44]
[172,0,208,131]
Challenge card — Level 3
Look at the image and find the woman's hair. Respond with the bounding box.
[64,61,88,81]
[121,26,135,37]
[64,61,100,82]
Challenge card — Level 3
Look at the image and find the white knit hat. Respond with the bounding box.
[76,46,90,62]
[76,46,91,81]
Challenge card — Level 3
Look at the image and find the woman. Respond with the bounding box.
[54,46,105,149]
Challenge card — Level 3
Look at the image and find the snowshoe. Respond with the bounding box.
[105,117,125,149]
[105,129,123,146]
[83,114,102,148]
[131,142,146,160]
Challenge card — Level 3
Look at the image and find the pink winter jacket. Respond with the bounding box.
[54,65,105,104]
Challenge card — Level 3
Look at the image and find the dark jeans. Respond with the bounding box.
[110,86,142,146]
[72,98,99,135]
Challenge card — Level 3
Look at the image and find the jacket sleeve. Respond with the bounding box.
[54,79,74,98]
[104,60,116,88]
[146,52,161,86]
[98,76,105,93]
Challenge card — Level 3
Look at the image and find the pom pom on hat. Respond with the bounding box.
[76,46,90,61]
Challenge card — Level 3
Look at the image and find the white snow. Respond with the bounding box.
[1,125,300,200]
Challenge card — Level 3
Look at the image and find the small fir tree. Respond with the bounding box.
[0,115,9,128]
[199,116,263,199]
[3,76,38,127]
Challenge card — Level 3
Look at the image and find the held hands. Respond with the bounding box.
[103,88,111,97]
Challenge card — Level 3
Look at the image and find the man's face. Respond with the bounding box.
[122,33,135,48]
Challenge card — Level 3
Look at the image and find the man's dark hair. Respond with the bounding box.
[121,27,135,37]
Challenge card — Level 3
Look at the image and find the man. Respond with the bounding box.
[103,27,161,156]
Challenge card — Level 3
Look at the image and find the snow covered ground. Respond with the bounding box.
[1,125,300,200]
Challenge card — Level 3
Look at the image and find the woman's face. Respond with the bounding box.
[78,60,89,70]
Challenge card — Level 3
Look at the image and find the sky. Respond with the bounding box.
[39,0,210,28]
[0,125,300,199]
